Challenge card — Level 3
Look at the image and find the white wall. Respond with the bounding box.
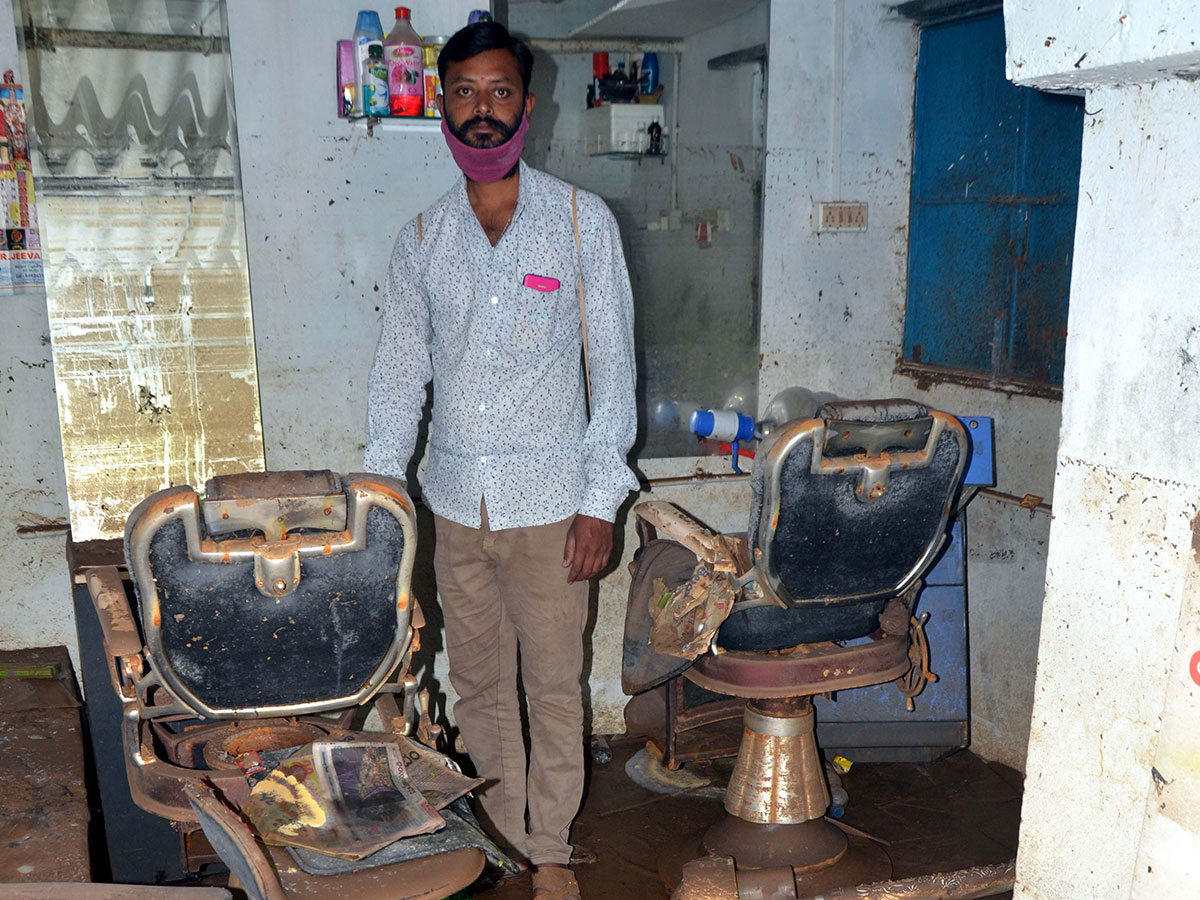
[509,1,769,459]
[1005,4,1200,898]
[759,0,1061,770]
[1007,0,1200,90]
[227,1,476,474]
[0,0,75,663]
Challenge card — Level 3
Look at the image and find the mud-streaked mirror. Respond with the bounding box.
[15,0,263,540]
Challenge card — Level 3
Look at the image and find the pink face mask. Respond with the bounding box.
[441,113,529,183]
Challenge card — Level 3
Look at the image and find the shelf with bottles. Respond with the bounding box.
[340,7,454,135]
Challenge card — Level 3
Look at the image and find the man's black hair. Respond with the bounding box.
[438,21,534,96]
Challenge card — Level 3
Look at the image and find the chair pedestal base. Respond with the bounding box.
[703,816,847,872]
[662,826,891,897]
[665,695,892,896]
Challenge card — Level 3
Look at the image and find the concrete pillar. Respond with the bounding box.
[1004,4,1200,898]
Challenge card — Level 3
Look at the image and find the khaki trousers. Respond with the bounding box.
[433,501,588,867]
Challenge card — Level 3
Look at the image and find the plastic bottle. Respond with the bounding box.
[592,52,609,107]
[468,9,492,24]
[640,52,659,94]
[422,37,448,117]
[352,10,384,117]
[759,387,841,438]
[825,760,849,819]
[383,6,423,117]
[363,43,389,116]
[611,61,629,85]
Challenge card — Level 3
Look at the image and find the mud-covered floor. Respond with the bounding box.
[471,740,1022,899]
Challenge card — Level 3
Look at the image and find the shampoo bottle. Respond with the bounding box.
[352,10,383,116]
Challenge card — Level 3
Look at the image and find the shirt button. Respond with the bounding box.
[478,403,486,411]
[490,296,498,305]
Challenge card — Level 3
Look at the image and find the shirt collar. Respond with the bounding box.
[454,158,531,226]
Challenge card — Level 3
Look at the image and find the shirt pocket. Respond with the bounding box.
[509,269,573,355]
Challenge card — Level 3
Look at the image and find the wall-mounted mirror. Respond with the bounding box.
[15,0,263,541]
[509,0,767,459]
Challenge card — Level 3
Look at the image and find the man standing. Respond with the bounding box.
[364,21,638,900]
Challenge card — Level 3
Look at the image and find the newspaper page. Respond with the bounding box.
[241,741,444,860]
[390,733,484,810]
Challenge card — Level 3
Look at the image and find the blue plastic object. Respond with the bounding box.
[640,52,659,93]
[690,408,756,473]
[689,409,755,443]
[354,9,382,39]
[956,416,996,487]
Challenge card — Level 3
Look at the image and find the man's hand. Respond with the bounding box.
[563,515,614,584]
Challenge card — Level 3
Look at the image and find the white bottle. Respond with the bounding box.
[351,10,384,117]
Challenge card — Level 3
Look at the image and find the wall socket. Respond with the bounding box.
[815,201,868,232]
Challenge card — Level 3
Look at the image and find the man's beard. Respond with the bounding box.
[450,113,519,149]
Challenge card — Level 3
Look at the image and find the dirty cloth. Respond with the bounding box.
[647,565,738,659]
[364,159,638,530]
[645,535,746,660]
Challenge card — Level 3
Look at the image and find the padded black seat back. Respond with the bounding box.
[124,470,417,720]
[748,400,967,609]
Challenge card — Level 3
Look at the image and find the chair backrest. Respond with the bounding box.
[123,470,417,720]
[748,400,967,609]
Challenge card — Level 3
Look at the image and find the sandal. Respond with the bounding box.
[531,864,582,900]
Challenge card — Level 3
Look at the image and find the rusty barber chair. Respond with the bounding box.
[84,470,493,900]
[623,400,968,897]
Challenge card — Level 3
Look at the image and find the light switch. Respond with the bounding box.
[815,201,868,232]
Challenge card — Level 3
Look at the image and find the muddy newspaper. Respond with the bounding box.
[242,741,445,859]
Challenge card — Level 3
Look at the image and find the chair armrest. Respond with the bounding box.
[185,782,287,900]
[85,566,142,658]
[633,501,743,574]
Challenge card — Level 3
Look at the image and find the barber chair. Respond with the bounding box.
[623,400,969,897]
[83,470,493,900]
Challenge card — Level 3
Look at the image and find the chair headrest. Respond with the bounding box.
[817,398,929,423]
[203,469,347,539]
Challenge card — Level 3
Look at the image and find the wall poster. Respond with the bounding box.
[0,69,43,293]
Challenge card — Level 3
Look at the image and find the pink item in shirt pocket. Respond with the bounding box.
[523,273,560,292]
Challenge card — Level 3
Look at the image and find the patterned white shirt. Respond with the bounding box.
[364,160,639,530]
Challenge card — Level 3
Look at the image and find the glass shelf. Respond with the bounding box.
[347,115,443,136]
[589,151,668,161]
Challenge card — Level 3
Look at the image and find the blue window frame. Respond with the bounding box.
[902,11,1084,389]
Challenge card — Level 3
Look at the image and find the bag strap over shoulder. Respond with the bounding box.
[572,185,593,415]
[417,212,423,244]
